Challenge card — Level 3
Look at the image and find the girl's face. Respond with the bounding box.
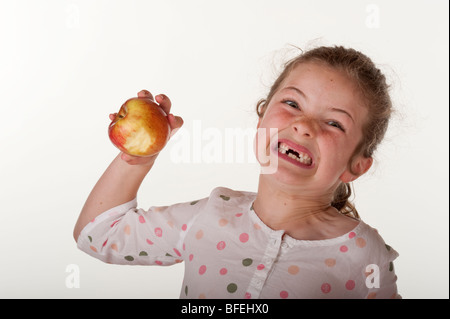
[256,62,372,197]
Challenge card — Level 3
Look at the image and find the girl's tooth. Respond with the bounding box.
[278,145,312,165]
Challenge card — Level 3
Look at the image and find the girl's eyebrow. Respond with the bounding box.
[330,107,355,123]
[283,86,308,100]
[283,86,354,123]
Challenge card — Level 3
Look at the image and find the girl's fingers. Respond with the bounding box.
[155,94,172,115]
[137,89,154,100]
[167,114,184,138]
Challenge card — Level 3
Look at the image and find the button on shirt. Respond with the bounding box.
[77,187,400,299]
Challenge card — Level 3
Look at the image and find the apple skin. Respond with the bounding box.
[108,97,171,157]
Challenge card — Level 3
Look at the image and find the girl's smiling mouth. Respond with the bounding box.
[274,139,315,168]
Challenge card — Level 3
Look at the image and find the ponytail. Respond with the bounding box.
[331,183,359,219]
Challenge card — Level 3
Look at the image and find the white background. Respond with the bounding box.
[0,0,448,299]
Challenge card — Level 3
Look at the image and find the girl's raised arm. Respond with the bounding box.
[73,90,183,241]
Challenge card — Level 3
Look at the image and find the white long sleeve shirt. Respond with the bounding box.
[77,187,400,299]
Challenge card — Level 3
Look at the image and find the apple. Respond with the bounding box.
[108,97,171,157]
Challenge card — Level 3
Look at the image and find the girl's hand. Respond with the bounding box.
[110,89,184,166]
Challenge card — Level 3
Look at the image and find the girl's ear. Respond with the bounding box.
[340,156,373,183]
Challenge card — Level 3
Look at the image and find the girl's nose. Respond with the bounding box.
[292,117,318,138]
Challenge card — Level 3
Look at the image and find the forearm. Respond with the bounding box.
[73,153,154,241]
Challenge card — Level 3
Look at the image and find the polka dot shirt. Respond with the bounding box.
[77,187,400,299]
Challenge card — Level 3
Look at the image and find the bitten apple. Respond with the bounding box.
[108,97,171,157]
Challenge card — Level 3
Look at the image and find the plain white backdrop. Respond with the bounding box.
[0,0,448,299]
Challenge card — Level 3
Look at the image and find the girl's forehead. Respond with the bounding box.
[284,62,350,86]
[281,62,364,104]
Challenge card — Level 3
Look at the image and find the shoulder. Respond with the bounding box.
[208,186,257,204]
[352,220,399,263]
[198,187,257,219]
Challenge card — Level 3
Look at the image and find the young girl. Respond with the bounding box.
[74,46,400,299]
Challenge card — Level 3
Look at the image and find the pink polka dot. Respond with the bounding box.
[239,233,249,243]
[146,239,153,245]
[189,254,194,261]
[321,283,331,294]
[154,227,163,237]
[345,280,355,290]
[183,243,186,251]
[244,292,251,299]
[199,265,207,275]
[219,268,228,275]
[173,248,181,257]
[280,291,289,299]
[138,216,146,223]
[217,241,226,250]
[181,224,187,231]
[348,231,356,239]
[155,260,163,265]
[102,239,108,247]
[235,213,243,217]
[257,264,265,270]
[340,245,348,252]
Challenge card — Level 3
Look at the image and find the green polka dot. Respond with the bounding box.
[88,236,92,243]
[227,283,238,293]
[220,195,230,201]
[385,244,392,251]
[190,200,199,205]
[139,251,148,256]
[242,258,253,267]
[124,256,134,261]
[185,285,188,296]
[389,261,394,271]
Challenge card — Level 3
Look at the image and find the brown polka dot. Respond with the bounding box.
[288,265,300,275]
[355,237,366,248]
[196,230,204,239]
[367,292,377,299]
[325,258,336,267]
[219,218,228,226]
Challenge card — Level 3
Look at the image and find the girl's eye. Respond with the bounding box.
[283,100,300,109]
[327,120,345,132]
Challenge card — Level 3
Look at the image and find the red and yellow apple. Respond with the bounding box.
[108,97,171,157]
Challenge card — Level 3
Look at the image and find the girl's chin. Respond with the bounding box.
[260,164,313,185]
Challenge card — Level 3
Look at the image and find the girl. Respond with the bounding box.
[74,46,400,299]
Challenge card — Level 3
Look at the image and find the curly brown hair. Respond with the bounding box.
[256,46,393,219]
